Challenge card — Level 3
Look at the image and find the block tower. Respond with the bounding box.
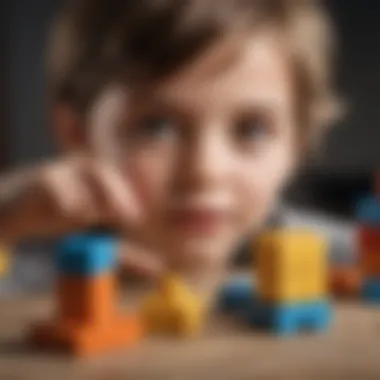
[249,229,332,336]
[357,176,380,302]
[29,232,143,356]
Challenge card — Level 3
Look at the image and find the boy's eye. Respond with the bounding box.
[129,116,178,141]
[234,113,273,146]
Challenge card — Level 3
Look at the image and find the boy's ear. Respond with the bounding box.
[52,103,86,153]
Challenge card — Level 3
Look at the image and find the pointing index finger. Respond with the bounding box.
[88,84,128,161]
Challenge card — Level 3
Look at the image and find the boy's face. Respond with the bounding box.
[62,31,298,273]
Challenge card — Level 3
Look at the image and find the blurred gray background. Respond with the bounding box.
[2,0,380,170]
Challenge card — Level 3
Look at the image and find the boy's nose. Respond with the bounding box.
[177,131,231,190]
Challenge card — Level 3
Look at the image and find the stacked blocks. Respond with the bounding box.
[30,233,143,357]
[141,274,205,338]
[356,194,380,303]
[56,234,117,276]
[248,230,332,336]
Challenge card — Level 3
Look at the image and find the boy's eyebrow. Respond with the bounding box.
[229,96,285,114]
[126,81,286,118]
[128,97,284,127]
[128,92,199,119]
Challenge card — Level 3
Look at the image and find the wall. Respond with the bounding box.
[4,0,380,171]
[7,0,59,166]
[1,0,60,296]
[320,0,380,173]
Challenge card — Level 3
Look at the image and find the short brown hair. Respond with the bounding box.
[48,0,342,140]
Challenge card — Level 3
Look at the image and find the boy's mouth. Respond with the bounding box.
[168,208,231,235]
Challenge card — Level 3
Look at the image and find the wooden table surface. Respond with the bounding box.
[1,292,380,380]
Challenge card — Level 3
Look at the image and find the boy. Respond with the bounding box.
[0,0,340,293]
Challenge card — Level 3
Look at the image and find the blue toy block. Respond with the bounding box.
[217,276,254,315]
[247,298,332,336]
[356,196,380,225]
[362,278,380,303]
[56,233,118,276]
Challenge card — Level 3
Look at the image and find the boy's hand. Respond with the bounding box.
[0,155,164,278]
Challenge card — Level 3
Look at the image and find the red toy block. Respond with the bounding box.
[360,251,380,277]
[357,226,380,252]
[357,226,380,276]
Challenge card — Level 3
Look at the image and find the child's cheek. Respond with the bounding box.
[124,150,175,212]
[237,148,295,227]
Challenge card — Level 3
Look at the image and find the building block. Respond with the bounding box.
[357,226,380,252]
[356,196,380,225]
[247,298,332,336]
[360,250,380,277]
[329,266,362,298]
[0,246,9,276]
[140,274,205,338]
[30,315,142,357]
[361,278,380,303]
[56,274,115,326]
[29,233,144,357]
[217,276,254,315]
[56,234,117,276]
[256,230,328,302]
[357,227,380,277]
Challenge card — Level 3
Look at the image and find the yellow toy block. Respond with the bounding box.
[140,274,205,338]
[0,247,9,276]
[256,229,328,302]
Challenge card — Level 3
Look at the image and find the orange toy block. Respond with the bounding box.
[329,266,362,297]
[57,275,115,325]
[29,273,144,357]
[30,314,142,357]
